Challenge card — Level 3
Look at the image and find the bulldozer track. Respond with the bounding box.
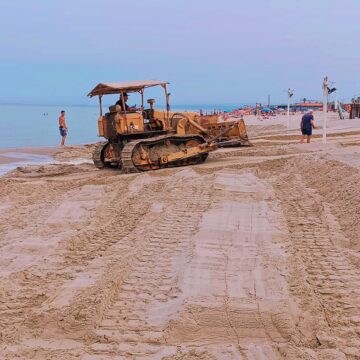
[92,142,107,169]
[121,139,144,173]
[121,134,209,173]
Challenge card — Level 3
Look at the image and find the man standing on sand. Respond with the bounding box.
[300,109,317,144]
[59,110,68,146]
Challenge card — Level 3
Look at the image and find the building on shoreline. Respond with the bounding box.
[293,101,323,112]
[275,100,323,112]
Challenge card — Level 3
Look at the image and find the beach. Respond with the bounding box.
[0,113,360,359]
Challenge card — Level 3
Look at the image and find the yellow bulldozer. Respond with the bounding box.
[170,112,251,147]
[87,80,251,172]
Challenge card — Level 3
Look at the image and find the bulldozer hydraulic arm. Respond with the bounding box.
[159,143,217,165]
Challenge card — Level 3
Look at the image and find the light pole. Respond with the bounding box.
[334,92,338,110]
[287,88,294,129]
[322,77,329,144]
[322,77,336,144]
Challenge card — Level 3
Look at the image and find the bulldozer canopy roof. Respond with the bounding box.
[87,80,169,97]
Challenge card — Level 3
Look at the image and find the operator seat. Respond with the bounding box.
[108,105,136,114]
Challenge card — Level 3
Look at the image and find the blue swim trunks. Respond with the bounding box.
[59,126,67,136]
[301,127,312,136]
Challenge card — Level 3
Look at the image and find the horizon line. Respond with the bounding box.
[0,101,326,108]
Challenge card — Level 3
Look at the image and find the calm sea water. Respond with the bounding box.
[0,105,100,149]
[0,103,241,150]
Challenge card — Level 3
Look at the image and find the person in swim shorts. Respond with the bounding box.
[59,110,68,146]
[300,109,318,144]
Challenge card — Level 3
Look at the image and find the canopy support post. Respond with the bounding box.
[120,90,128,133]
[99,95,103,116]
[140,89,144,110]
[120,91,126,114]
[163,84,170,124]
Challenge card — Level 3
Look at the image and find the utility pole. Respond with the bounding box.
[334,92,338,110]
[322,76,329,144]
[268,94,270,108]
[287,88,294,129]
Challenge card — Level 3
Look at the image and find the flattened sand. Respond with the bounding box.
[0,113,359,359]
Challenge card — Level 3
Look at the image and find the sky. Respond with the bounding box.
[0,0,359,106]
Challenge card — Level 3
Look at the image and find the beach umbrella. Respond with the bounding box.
[261,107,272,112]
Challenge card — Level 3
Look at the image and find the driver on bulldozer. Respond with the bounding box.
[115,93,139,111]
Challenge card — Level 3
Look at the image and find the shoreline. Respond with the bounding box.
[0,146,58,165]
[0,144,97,177]
[1,111,359,172]
[1,113,360,166]
[0,147,60,176]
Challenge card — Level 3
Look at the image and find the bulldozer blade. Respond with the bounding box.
[206,119,252,147]
[216,138,253,147]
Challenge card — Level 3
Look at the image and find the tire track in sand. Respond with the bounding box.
[0,173,164,348]
[85,170,214,359]
[267,160,360,359]
[85,170,295,360]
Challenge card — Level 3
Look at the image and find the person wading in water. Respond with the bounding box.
[59,110,68,146]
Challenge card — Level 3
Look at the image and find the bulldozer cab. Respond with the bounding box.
[88,80,171,140]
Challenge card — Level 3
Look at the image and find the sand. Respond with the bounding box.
[0,113,359,359]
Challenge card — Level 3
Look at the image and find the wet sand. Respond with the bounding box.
[0,147,57,162]
[0,114,360,359]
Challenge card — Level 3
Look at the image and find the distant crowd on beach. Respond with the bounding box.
[213,104,348,122]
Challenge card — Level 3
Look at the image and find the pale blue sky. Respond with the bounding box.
[0,0,359,105]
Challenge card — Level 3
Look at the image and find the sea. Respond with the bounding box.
[0,103,241,150]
